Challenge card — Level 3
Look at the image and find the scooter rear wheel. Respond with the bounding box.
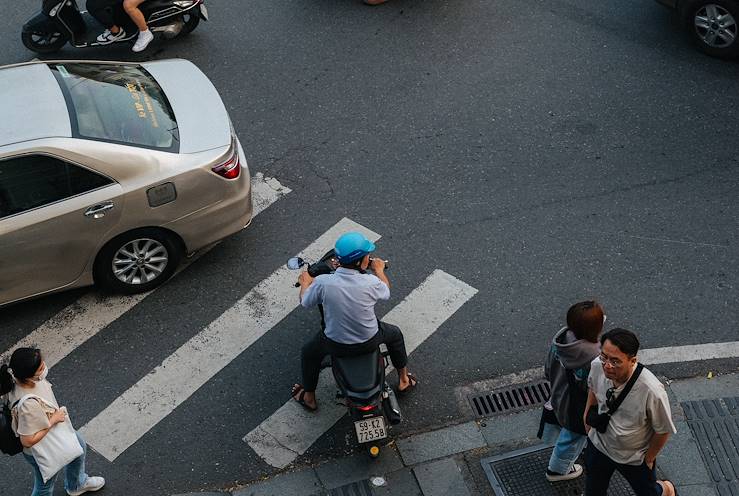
[21,30,67,53]
[177,12,200,37]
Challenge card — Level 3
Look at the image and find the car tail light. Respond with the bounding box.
[211,146,240,179]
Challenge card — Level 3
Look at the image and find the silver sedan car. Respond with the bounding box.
[0,59,253,306]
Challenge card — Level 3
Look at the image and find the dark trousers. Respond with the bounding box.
[585,439,663,496]
[86,0,126,29]
[301,322,408,392]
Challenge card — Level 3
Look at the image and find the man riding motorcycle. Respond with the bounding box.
[291,232,418,411]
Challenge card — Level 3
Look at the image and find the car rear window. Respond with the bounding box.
[49,63,179,152]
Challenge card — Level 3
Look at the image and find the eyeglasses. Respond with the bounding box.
[598,353,623,368]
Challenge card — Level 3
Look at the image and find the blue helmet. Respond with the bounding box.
[334,232,375,264]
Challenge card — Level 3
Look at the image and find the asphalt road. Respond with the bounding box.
[1,0,738,494]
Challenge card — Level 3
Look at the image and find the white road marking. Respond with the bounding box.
[80,218,380,462]
[1,175,290,368]
[244,270,478,469]
[638,342,739,365]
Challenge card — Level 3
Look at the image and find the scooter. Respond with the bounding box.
[22,0,208,54]
[287,251,402,458]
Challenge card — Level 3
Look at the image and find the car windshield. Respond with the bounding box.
[49,63,179,152]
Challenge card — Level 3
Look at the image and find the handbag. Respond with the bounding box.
[586,363,644,434]
[14,395,83,483]
[1,399,23,455]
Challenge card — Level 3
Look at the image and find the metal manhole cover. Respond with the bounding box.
[481,444,636,496]
[468,380,551,418]
[328,479,373,496]
[681,397,739,495]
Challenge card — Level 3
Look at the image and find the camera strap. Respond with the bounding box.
[607,363,644,416]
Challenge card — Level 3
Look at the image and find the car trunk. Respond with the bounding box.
[142,59,232,154]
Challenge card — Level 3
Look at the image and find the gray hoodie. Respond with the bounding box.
[544,327,601,433]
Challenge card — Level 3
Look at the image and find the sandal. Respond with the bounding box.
[292,384,318,412]
[397,373,418,396]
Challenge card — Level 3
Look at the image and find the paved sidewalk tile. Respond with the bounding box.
[314,448,404,490]
[232,469,323,496]
[658,420,712,486]
[370,469,423,496]
[397,421,487,465]
[413,458,471,496]
[670,374,739,402]
[479,409,541,447]
[674,485,719,496]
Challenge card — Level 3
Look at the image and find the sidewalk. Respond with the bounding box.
[176,372,739,496]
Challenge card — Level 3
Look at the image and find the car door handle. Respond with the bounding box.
[84,202,114,219]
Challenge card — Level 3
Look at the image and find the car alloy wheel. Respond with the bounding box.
[112,238,170,285]
[694,4,737,48]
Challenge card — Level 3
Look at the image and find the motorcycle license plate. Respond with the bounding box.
[199,3,209,20]
[354,416,387,443]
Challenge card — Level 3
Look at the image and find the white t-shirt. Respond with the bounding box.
[587,359,677,465]
[8,380,59,455]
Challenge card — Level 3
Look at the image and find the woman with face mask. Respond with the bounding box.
[0,347,105,496]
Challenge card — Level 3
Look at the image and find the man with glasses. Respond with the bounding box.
[583,328,677,496]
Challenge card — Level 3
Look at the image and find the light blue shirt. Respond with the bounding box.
[301,268,390,344]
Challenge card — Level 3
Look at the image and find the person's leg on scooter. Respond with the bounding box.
[377,322,417,394]
[124,0,154,52]
[89,0,126,43]
[292,331,328,412]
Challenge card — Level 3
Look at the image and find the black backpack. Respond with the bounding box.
[1,400,23,456]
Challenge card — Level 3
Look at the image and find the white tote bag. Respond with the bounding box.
[15,395,84,483]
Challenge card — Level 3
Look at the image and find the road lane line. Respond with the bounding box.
[638,342,739,365]
[1,175,290,368]
[80,218,380,462]
[244,269,478,469]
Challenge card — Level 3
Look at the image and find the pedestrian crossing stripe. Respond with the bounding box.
[244,269,479,469]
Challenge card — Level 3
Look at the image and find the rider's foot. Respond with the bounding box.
[292,384,318,411]
[132,29,154,52]
[97,28,126,44]
[398,373,418,395]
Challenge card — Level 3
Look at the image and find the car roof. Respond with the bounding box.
[0,63,72,147]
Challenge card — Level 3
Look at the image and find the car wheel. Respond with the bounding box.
[683,0,739,58]
[21,30,67,54]
[94,228,183,295]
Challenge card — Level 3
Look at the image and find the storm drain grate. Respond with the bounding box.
[328,479,373,496]
[468,380,551,418]
[681,397,739,496]
[481,444,636,496]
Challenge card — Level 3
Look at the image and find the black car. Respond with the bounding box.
[656,0,738,58]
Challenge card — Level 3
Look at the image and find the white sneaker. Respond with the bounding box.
[67,476,105,496]
[96,28,126,44]
[132,29,154,52]
[545,463,583,482]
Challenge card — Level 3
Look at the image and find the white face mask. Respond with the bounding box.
[35,365,48,382]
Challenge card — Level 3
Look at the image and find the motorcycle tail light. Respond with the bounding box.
[355,404,376,412]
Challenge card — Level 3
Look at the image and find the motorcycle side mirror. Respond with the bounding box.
[287,257,305,270]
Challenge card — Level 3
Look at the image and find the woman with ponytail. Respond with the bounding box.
[1,348,105,496]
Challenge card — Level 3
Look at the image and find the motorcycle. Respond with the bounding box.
[287,250,402,458]
[22,0,208,54]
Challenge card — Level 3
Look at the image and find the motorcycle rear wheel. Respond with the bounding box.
[177,11,200,37]
[21,30,67,53]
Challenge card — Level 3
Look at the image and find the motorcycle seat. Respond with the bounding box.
[332,351,381,393]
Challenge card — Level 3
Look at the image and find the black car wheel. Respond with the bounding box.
[684,0,739,58]
[21,30,67,54]
[94,228,183,294]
